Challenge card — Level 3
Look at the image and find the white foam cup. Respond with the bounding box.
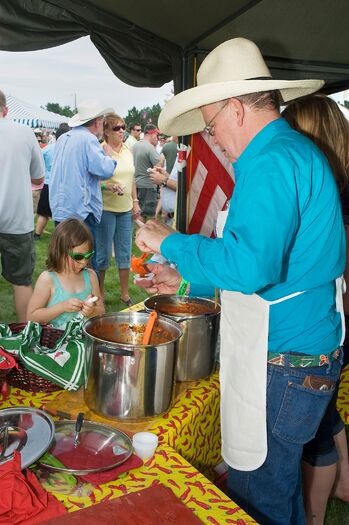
[132,432,158,460]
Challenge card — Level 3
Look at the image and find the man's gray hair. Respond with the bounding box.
[0,90,7,111]
[235,90,281,112]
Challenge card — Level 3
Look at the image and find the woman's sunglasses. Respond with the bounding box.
[111,125,126,132]
[68,250,95,261]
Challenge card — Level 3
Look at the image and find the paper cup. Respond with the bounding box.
[132,432,158,460]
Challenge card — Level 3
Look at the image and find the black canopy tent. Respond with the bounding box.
[1,0,349,92]
[2,0,349,229]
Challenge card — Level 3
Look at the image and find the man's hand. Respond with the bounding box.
[149,166,169,186]
[103,143,114,157]
[134,264,181,295]
[135,220,175,254]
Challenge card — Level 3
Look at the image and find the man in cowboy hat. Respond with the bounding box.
[49,100,117,270]
[134,38,345,524]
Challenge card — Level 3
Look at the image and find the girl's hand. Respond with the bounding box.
[80,296,98,317]
[64,298,84,313]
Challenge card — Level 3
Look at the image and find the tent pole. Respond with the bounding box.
[176,51,189,233]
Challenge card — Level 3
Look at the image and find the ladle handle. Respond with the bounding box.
[142,311,158,345]
[73,412,84,447]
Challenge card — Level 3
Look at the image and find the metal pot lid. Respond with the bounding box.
[0,407,55,468]
[39,413,133,475]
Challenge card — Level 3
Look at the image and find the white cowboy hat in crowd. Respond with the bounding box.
[159,38,324,136]
[68,100,114,127]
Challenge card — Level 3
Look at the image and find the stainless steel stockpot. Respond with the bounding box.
[83,312,182,420]
[144,295,221,382]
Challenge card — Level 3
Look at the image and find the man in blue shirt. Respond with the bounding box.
[135,39,345,525]
[50,100,117,270]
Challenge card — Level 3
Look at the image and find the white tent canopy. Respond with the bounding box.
[6,94,67,129]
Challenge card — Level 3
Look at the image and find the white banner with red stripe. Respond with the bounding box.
[186,132,235,237]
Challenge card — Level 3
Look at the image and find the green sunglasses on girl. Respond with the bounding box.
[68,250,95,261]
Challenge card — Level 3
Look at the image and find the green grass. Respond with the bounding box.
[0,221,348,523]
[0,219,148,323]
[324,427,349,524]
[326,498,349,524]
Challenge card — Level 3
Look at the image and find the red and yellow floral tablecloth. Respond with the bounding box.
[3,361,349,480]
[2,348,348,523]
[337,364,349,424]
[1,386,256,524]
[149,373,221,474]
[35,442,256,524]
[2,371,222,477]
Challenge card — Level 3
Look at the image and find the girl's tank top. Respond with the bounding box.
[47,269,92,329]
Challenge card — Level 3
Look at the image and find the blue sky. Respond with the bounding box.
[0,36,173,118]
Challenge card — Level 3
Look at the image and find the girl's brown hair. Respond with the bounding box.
[103,112,125,143]
[47,218,93,272]
[282,94,349,191]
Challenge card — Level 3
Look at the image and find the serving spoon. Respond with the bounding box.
[142,311,158,345]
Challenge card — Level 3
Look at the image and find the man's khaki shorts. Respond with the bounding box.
[0,231,35,285]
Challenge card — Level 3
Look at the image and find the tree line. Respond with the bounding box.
[43,102,162,129]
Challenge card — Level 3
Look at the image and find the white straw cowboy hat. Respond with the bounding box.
[159,38,324,136]
[68,99,114,127]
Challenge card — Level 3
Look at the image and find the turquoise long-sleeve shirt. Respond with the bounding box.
[162,119,345,355]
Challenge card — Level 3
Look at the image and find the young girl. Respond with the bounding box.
[27,218,105,329]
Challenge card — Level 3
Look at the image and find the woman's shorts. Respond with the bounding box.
[37,184,52,218]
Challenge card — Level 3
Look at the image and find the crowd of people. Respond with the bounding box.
[0,35,349,525]
[0,90,178,323]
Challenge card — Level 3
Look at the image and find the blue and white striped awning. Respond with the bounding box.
[6,94,66,129]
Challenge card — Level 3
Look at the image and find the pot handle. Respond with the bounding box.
[96,344,135,357]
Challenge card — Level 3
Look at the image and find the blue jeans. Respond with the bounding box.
[83,213,99,272]
[95,210,132,270]
[227,354,342,525]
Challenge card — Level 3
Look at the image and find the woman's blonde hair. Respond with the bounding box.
[47,218,93,272]
[103,113,125,143]
[282,94,349,191]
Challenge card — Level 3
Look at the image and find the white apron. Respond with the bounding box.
[216,210,345,471]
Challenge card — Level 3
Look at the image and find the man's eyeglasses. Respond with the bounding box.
[112,125,126,132]
[134,128,142,132]
[68,250,95,261]
[204,100,229,136]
